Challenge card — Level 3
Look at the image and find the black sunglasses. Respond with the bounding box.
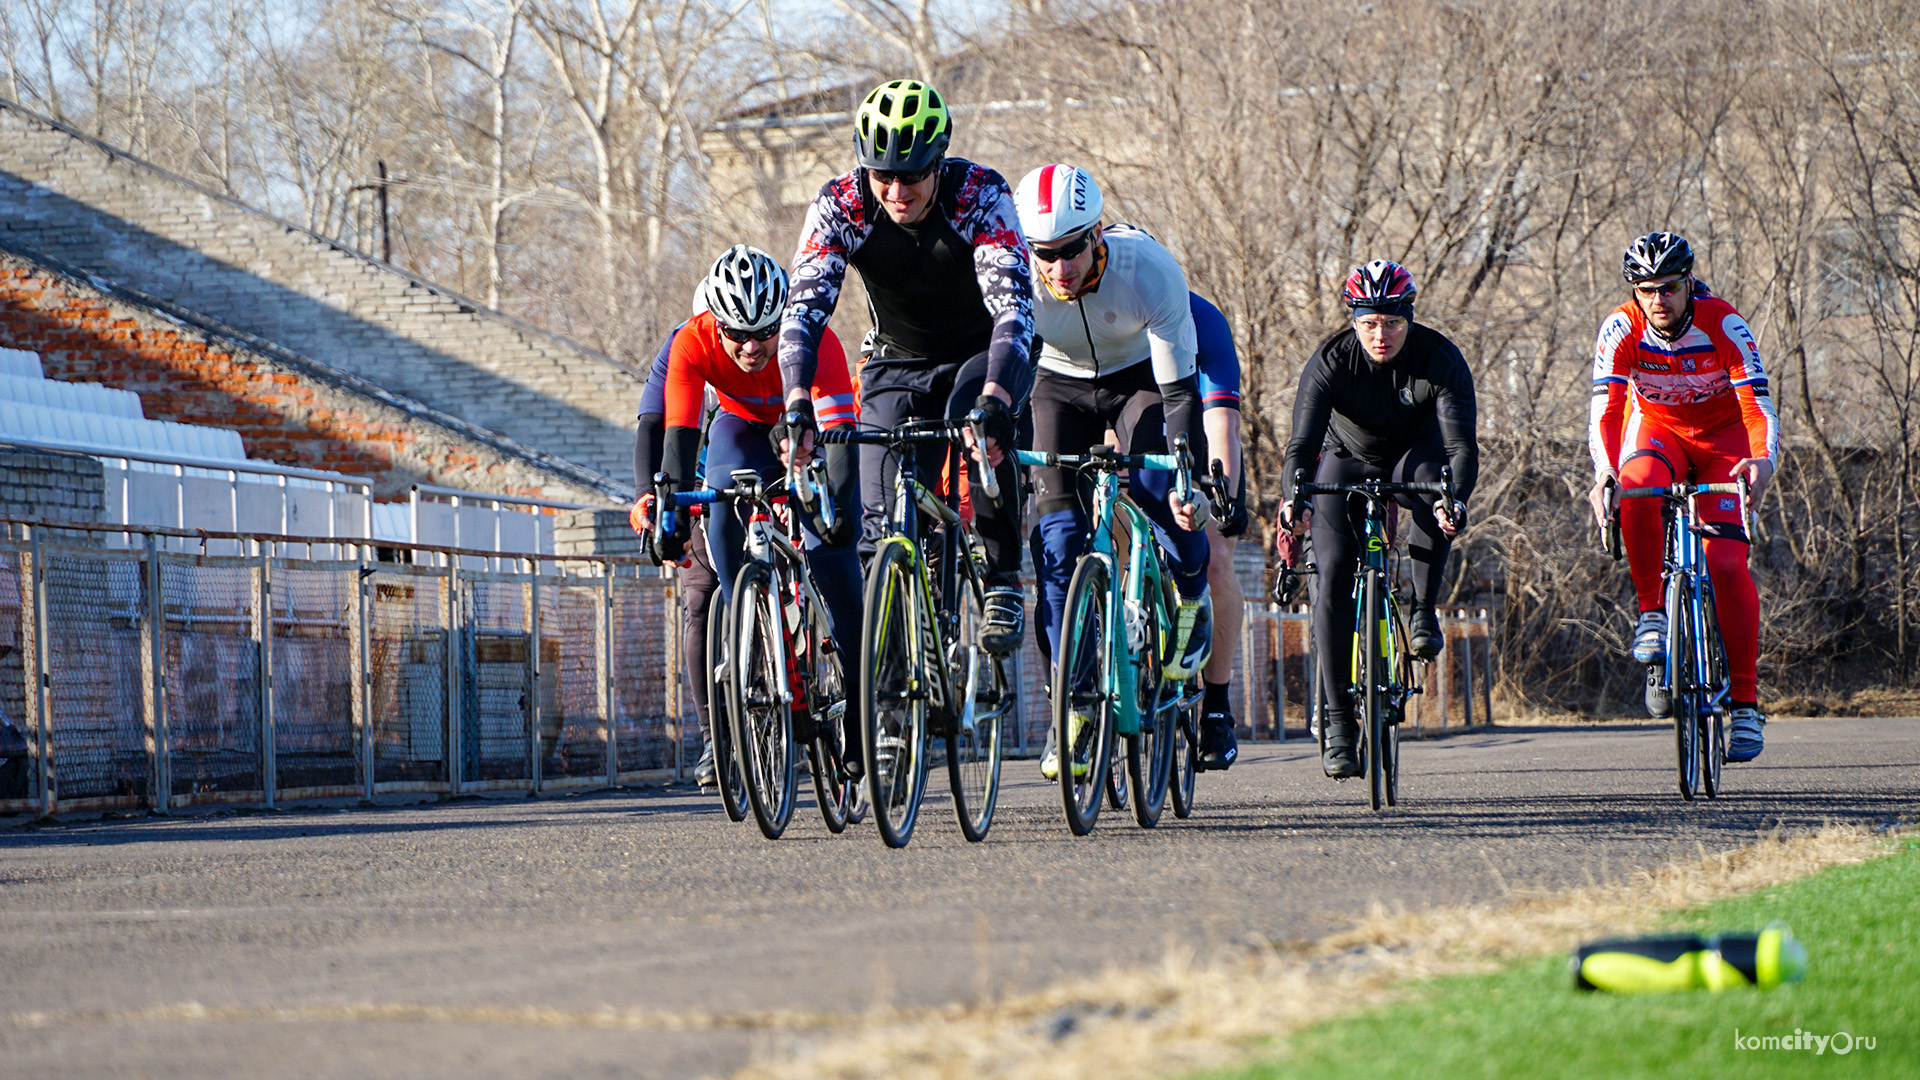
[1032,229,1096,263]
[870,161,940,186]
[1632,276,1689,298]
[719,323,779,343]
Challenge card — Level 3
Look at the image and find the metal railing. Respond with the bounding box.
[0,517,690,818]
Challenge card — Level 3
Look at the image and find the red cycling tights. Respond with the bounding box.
[1617,415,1760,702]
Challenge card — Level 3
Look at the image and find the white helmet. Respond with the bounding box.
[703,244,787,333]
[1014,164,1103,244]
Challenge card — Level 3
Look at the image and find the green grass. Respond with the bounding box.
[1200,839,1920,1080]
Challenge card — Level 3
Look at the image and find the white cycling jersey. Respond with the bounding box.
[1033,223,1197,383]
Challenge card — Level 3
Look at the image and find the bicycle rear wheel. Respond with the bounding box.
[730,562,797,839]
[802,587,857,833]
[946,561,1008,843]
[1127,576,1175,829]
[1169,691,1198,819]
[1362,570,1390,811]
[706,583,749,823]
[862,541,931,848]
[1667,572,1700,801]
[1698,580,1727,799]
[1055,554,1116,836]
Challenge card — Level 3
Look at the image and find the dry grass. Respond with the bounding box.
[732,824,1894,1080]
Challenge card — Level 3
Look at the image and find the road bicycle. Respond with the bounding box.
[1604,477,1749,800]
[817,419,1014,848]
[1019,438,1200,835]
[654,463,859,838]
[1288,469,1454,810]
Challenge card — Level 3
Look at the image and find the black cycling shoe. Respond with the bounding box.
[1409,606,1443,659]
[1198,711,1238,772]
[1322,716,1361,778]
[1644,666,1672,719]
[980,585,1025,657]
[693,740,718,789]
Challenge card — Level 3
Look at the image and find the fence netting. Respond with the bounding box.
[1,534,687,814]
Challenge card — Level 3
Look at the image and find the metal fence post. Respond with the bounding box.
[26,527,53,816]
[527,560,542,794]
[255,539,277,807]
[601,564,616,786]
[142,532,169,812]
[445,557,461,793]
[353,544,373,798]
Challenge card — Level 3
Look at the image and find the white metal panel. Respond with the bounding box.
[496,510,540,556]
[0,347,40,378]
[0,373,145,418]
[180,474,237,532]
[284,485,333,537]
[371,502,410,543]
[412,500,456,548]
[235,477,287,535]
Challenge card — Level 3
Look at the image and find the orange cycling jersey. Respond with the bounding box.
[1588,285,1779,476]
[664,311,856,431]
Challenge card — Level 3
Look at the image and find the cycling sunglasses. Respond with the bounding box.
[870,162,940,186]
[1031,228,1097,263]
[1632,276,1689,298]
[718,323,779,343]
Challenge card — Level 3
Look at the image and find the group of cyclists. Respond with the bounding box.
[629,77,1779,811]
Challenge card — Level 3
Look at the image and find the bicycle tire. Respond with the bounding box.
[1363,570,1390,811]
[803,587,857,833]
[1127,574,1176,829]
[706,584,749,823]
[1699,579,1727,799]
[861,541,931,848]
[730,562,796,839]
[1055,554,1115,836]
[1382,600,1411,808]
[946,559,1007,843]
[1667,572,1700,801]
[1169,694,1198,819]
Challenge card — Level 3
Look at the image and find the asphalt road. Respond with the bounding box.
[3,716,1917,1080]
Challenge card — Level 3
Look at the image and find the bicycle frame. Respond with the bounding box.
[1616,478,1746,799]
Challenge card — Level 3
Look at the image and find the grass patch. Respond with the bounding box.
[1208,838,1920,1080]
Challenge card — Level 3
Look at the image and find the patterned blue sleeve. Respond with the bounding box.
[1191,293,1240,410]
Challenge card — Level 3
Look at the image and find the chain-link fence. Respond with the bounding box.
[0,523,684,816]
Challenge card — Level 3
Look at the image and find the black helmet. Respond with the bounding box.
[1622,232,1695,283]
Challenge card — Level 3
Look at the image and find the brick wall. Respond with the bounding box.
[0,445,104,524]
[0,98,641,490]
[0,252,613,504]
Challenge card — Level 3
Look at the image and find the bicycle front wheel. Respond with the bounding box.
[1667,572,1700,801]
[946,560,1007,843]
[1055,554,1116,836]
[1362,570,1390,812]
[862,541,932,848]
[1698,579,1727,799]
[706,582,749,823]
[730,562,796,839]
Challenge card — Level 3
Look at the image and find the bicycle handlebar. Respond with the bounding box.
[1287,466,1458,528]
[815,419,965,447]
[1013,446,1181,472]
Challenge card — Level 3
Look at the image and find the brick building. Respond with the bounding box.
[0,96,642,507]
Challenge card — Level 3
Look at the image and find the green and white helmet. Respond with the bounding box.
[853,79,951,172]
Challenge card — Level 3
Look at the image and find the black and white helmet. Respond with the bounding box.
[703,244,787,333]
[1621,232,1695,283]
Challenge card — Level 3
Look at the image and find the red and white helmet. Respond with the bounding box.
[1014,164,1104,244]
[1343,259,1418,311]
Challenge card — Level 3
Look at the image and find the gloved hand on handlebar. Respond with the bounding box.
[771,399,818,469]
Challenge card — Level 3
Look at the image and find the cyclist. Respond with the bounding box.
[1192,293,1253,770]
[649,245,865,764]
[1586,232,1777,762]
[776,78,1035,656]
[1012,162,1214,781]
[631,293,721,786]
[1279,260,1477,779]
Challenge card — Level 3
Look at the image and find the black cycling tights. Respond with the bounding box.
[1311,439,1452,720]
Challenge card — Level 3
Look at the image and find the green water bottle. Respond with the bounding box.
[1571,924,1806,993]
